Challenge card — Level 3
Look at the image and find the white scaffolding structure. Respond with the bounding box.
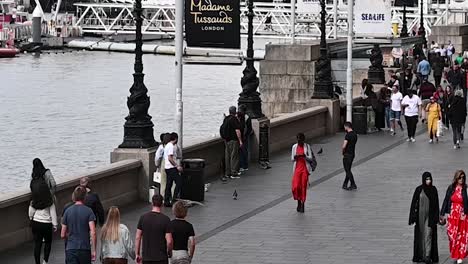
[73,0,468,38]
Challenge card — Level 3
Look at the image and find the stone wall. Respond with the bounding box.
[430,24,468,55]
[0,159,142,251]
[260,44,320,118]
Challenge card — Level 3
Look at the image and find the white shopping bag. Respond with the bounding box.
[153,170,162,184]
[437,120,444,137]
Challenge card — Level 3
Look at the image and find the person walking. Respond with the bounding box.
[448,64,464,91]
[342,122,358,191]
[390,85,404,135]
[440,170,468,264]
[402,89,422,142]
[419,80,437,123]
[291,133,316,213]
[375,86,387,131]
[29,158,57,264]
[425,97,442,143]
[169,201,196,264]
[432,53,445,87]
[163,132,183,207]
[448,89,467,149]
[237,105,252,173]
[378,86,392,130]
[220,106,243,181]
[61,186,97,264]
[418,56,431,81]
[80,177,105,227]
[135,194,173,264]
[447,40,455,67]
[409,172,440,264]
[100,206,135,264]
[444,86,454,129]
[155,133,173,197]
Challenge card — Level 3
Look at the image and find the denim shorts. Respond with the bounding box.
[390,110,401,120]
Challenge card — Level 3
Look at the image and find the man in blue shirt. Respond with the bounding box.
[417,57,431,81]
[61,186,97,264]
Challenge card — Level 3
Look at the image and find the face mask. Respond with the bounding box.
[426,179,431,185]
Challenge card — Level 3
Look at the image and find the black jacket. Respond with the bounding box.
[441,184,468,216]
[448,96,467,124]
[85,192,105,226]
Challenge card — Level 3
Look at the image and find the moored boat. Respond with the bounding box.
[0,47,18,57]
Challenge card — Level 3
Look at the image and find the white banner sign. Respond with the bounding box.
[297,0,320,14]
[451,0,468,10]
[355,0,392,37]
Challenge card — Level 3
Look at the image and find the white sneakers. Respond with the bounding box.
[411,138,416,142]
[429,139,433,143]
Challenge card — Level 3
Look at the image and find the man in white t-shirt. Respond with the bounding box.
[163,132,183,207]
[390,85,404,136]
[401,90,422,142]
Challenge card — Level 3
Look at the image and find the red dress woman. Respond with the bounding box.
[291,133,315,213]
[441,170,468,264]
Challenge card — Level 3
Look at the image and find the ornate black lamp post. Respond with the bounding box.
[400,0,409,38]
[119,0,157,148]
[312,0,333,99]
[238,0,264,119]
[418,0,427,47]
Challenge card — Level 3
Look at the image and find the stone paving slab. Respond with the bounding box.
[2,122,459,264]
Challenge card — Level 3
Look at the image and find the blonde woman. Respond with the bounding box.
[100,207,135,264]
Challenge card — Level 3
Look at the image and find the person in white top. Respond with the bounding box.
[401,90,422,142]
[155,133,175,198]
[163,132,183,207]
[390,85,404,135]
[447,40,455,66]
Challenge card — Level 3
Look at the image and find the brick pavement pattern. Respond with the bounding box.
[1,125,465,264]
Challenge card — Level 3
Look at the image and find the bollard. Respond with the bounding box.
[32,7,42,49]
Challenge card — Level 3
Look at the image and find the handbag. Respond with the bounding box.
[437,120,444,137]
[307,144,318,172]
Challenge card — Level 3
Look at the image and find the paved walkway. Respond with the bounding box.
[2,122,466,264]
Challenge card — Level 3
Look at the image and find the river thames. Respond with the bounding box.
[0,50,252,195]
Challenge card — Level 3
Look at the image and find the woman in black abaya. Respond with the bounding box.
[409,172,440,264]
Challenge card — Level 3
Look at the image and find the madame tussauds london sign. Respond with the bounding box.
[185,0,240,49]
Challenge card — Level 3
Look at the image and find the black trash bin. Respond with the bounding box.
[181,158,205,202]
[353,106,368,134]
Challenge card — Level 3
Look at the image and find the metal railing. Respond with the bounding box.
[72,1,466,38]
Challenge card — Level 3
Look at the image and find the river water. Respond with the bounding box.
[0,50,252,195]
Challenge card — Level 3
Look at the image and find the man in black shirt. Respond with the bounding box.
[80,177,105,226]
[135,194,173,264]
[221,106,243,181]
[342,122,358,191]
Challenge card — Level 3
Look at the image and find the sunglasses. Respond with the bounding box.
[458,175,466,180]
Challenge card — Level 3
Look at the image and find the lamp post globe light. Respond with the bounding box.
[312,0,333,99]
[238,0,264,119]
[119,0,157,148]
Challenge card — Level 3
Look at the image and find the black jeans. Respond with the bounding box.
[164,167,182,204]
[32,221,53,264]
[405,115,419,139]
[452,123,463,145]
[434,75,442,87]
[342,155,356,187]
[65,249,91,264]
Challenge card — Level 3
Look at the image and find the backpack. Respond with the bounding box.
[30,176,53,210]
[219,116,231,140]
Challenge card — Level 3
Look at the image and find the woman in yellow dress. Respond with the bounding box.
[425,96,442,143]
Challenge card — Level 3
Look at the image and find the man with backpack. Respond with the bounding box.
[220,106,243,182]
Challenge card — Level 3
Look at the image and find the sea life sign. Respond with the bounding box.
[185,0,240,49]
[297,0,320,14]
[355,0,392,37]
